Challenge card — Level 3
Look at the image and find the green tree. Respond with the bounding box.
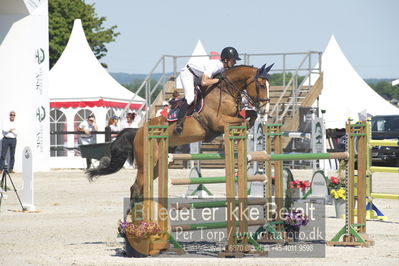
[368,81,399,100]
[49,0,120,69]
[269,73,305,86]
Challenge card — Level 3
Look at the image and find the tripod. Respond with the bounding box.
[0,165,24,211]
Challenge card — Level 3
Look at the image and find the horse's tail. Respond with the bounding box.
[86,128,137,181]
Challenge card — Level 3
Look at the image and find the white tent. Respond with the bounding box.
[50,19,144,108]
[0,0,49,172]
[49,19,144,168]
[176,40,210,89]
[316,35,398,129]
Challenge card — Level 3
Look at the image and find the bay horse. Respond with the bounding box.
[86,64,273,200]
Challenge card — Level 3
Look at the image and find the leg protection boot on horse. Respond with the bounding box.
[173,99,189,135]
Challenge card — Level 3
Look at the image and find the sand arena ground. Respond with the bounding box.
[0,169,398,265]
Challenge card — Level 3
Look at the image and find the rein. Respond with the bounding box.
[219,70,270,111]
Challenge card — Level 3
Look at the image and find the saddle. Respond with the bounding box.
[167,88,204,122]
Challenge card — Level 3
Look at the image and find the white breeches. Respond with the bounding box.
[179,68,196,105]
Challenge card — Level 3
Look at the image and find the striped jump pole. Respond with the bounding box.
[172,219,267,232]
[369,139,399,147]
[370,166,399,173]
[171,174,266,185]
[169,153,225,161]
[169,151,349,162]
[370,193,399,200]
[248,151,349,161]
[171,198,267,210]
[281,131,311,139]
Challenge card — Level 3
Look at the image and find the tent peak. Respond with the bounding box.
[49,18,144,102]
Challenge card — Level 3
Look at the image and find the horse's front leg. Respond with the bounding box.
[129,170,144,221]
[130,181,143,201]
[131,143,160,198]
[130,170,143,204]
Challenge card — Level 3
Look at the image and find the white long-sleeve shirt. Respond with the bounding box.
[186,60,224,79]
[2,119,18,138]
[122,115,142,129]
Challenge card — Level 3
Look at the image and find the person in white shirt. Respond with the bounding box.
[0,111,18,174]
[156,101,170,117]
[175,47,241,134]
[78,114,98,169]
[123,111,141,129]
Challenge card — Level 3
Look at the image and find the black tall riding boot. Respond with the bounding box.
[174,99,189,135]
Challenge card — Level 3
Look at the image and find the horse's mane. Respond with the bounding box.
[213,64,255,78]
[226,64,255,71]
[204,65,256,97]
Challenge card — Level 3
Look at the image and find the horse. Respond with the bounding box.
[86,64,273,201]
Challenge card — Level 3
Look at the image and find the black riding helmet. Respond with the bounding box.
[221,47,241,61]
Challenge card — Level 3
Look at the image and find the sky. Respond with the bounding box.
[84,0,399,79]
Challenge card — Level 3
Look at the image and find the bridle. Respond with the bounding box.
[219,67,271,111]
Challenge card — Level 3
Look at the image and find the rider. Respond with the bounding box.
[174,46,241,135]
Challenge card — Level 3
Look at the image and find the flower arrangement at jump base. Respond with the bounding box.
[118,220,161,257]
[328,176,347,218]
[283,209,309,227]
[283,209,309,241]
[288,179,310,200]
[330,187,346,200]
[118,220,161,238]
[289,180,311,191]
[328,176,346,200]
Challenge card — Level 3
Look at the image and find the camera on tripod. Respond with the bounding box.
[0,161,24,211]
[1,162,10,190]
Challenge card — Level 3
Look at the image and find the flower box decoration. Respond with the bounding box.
[283,209,309,241]
[288,179,310,199]
[328,176,347,218]
[118,220,161,257]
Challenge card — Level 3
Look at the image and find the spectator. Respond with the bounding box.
[0,111,18,174]
[156,101,170,118]
[123,111,141,129]
[78,114,98,169]
[105,115,120,142]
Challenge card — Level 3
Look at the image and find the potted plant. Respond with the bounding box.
[118,220,161,257]
[282,209,309,241]
[328,176,346,218]
[288,179,310,199]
